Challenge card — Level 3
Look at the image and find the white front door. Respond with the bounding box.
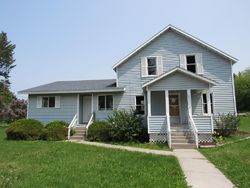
[169,94,181,125]
[82,96,92,123]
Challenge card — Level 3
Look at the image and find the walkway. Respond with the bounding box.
[70,140,234,188]
[174,149,234,188]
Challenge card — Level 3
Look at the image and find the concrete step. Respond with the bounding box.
[75,130,86,133]
[70,135,84,140]
[171,135,187,139]
[172,143,197,149]
[171,132,186,136]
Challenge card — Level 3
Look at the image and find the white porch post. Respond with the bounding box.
[165,90,170,125]
[77,94,80,124]
[206,88,214,132]
[147,88,151,116]
[187,89,192,115]
[91,93,94,113]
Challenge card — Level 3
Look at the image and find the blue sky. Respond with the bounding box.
[0,0,249,98]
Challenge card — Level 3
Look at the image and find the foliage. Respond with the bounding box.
[0,98,27,123]
[214,113,240,137]
[87,121,112,141]
[41,121,68,141]
[107,109,144,142]
[212,131,224,144]
[0,127,188,188]
[234,68,250,112]
[5,119,43,140]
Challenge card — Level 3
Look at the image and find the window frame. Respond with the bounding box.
[42,96,56,108]
[146,56,157,77]
[201,92,214,115]
[97,95,114,111]
[186,54,197,73]
[135,95,145,115]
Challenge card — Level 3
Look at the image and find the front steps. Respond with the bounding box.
[171,125,197,149]
[70,127,86,141]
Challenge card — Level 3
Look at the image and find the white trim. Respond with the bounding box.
[143,67,217,88]
[201,92,214,116]
[187,89,192,115]
[91,93,94,113]
[19,88,125,95]
[77,94,79,124]
[147,90,151,116]
[26,95,29,119]
[97,94,114,111]
[112,24,238,70]
[39,96,57,108]
[116,67,119,87]
[231,61,237,115]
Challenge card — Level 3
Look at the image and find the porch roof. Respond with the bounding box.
[19,79,125,94]
[142,67,217,88]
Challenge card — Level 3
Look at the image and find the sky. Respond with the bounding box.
[0,0,249,98]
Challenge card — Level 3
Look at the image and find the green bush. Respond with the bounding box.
[41,121,68,141]
[5,119,43,140]
[87,121,112,141]
[107,109,143,142]
[214,113,240,137]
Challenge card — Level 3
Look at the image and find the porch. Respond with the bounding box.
[143,68,216,148]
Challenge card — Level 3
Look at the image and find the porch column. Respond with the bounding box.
[165,90,170,126]
[187,89,192,115]
[77,94,80,124]
[91,93,94,113]
[147,89,151,116]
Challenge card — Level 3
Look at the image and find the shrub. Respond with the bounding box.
[214,113,240,137]
[41,121,68,141]
[107,109,143,142]
[5,119,43,140]
[87,121,112,141]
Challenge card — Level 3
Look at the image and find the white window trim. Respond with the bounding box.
[185,54,197,73]
[201,92,214,115]
[144,56,158,77]
[135,95,145,115]
[41,96,56,108]
[97,95,114,111]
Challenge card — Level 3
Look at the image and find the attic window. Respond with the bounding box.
[186,55,196,73]
[147,57,157,75]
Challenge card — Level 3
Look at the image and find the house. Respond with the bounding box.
[19,25,238,148]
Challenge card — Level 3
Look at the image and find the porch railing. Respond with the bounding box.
[187,113,199,148]
[68,113,78,140]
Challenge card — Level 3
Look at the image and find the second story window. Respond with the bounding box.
[186,55,196,73]
[147,57,157,75]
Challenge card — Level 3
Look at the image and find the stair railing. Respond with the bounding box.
[86,113,95,136]
[188,113,199,148]
[68,114,78,140]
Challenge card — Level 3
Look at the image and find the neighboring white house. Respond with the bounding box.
[19,25,238,148]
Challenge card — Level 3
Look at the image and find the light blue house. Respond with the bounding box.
[19,25,237,148]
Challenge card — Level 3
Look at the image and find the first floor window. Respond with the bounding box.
[42,96,55,108]
[135,96,145,114]
[202,93,213,114]
[98,95,113,110]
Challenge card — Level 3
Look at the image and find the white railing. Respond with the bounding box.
[86,113,94,136]
[68,114,78,140]
[188,113,199,148]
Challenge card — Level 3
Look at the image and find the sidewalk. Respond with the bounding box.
[70,140,235,188]
[174,149,234,188]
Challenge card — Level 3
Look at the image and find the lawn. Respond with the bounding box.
[0,126,187,188]
[200,115,250,188]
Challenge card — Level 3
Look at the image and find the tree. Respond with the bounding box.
[235,68,250,112]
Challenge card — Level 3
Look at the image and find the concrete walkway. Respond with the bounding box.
[174,149,234,188]
[70,140,234,188]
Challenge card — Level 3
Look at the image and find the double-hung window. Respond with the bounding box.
[202,93,214,114]
[135,96,145,114]
[186,55,196,73]
[98,95,113,111]
[42,96,55,108]
[147,57,157,75]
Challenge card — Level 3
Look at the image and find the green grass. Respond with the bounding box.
[106,142,170,151]
[0,126,187,188]
[200,139,250,188]
[239,115,250,133]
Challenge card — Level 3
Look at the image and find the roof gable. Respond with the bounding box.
[113,25,237,70]
[143,68,217,88]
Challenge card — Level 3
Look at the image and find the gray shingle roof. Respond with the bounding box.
[19,79,125,94]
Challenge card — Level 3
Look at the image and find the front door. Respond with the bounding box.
[169,94,180,124]
[82,96,92,123]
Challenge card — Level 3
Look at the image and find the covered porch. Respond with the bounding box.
[143,68,217,148]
